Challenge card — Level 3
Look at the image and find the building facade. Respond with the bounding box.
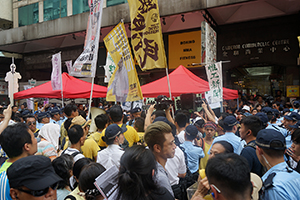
[0,0,299,101]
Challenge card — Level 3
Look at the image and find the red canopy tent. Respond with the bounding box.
[14,73,107,99]
[141,65,238,100]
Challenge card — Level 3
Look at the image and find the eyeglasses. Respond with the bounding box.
[17,182,58,197]
[27,121,36,126]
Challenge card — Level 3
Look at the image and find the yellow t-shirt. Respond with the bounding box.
[199,140,212,170]
[98,124,139,148]
[81,137,100,161]
[137,132,145,143]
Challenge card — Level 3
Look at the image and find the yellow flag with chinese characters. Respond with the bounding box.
[128,0,167,71]
[104,22,143,102]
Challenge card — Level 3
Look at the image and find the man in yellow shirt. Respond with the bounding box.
[98,105,139,149]
[91,114,109,149]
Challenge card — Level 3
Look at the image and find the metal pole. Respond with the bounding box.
[87,77,95,120]
[11,57,14,107]
[165,67,174,117]
[60,73,64,107]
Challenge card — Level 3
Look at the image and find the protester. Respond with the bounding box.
[61,125,86,162]
[198,122,217,169]
[175,112,188,143]
[133,117,145,143]
[25,115,40,137]
[286,128,300,173]
[255,129,300,199]
[118,145,174,200]
[7,155,62,200]
[60,104,79,146]
[98,105,139,149]
[191,153,252,200]
[52,154,74,200]
[36,124,59,160]
[78,163,106,200]
[97,124,125,169]
[239,116,264,176]
[92,114,109,149]
[144,121,176,197]
[0,123,37,200]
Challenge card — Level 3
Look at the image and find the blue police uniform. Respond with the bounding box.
[209,132,245,154]
[261,162,300,200]
[180,141,204,174]
[266,123,288,137]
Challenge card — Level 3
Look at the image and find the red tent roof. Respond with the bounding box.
[141,65,238,100]
[14,73,107,99]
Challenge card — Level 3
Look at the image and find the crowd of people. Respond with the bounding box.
[0,93,299,200]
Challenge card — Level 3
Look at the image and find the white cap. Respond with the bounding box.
[242,105,250,112]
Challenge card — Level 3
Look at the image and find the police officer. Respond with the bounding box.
[49,107,63,126]
[256,129,300,200]
[283,112,300,148]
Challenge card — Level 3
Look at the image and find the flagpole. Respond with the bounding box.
[165,67,174,117]
[87,77,94,120]
[60,73,64,107]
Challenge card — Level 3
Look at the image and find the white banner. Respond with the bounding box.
[103,52,116,83]
[65,60,72,74]
[205,91,220,109]
[51,52,62,91]
[201,21,217,64]
[70,0,104,77]
[205,62,223,103]
[24,85,34,110]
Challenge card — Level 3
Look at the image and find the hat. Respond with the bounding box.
[185,125,198,137]
[293,101,300,106]
[242,105,250,112]
[289,121,300,129]
[22,110,32,118]
[283,108,290,114]
[223,116,238,127]
[261,106,272,114]
[105,124,123,139]
[7,155,62,190]
[284,112,300,121]
[130,107,142,114]
[70,116,91,129]
[37,112,49,120]
[256,129,286,150]
[204,122,217,130]
[255,112,268,124]
[49,107,61,115]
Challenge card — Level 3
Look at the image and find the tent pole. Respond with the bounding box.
[165,67,174,118]
[60,74,64,107]
[87,77,95,120]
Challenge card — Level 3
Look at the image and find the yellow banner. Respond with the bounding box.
[104,22,143,102]
[128,0,167,71]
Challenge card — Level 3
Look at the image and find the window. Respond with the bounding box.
[106,0,127,7]
[44,0,67,22]
[18,3,39,27]
[73,0,89,15]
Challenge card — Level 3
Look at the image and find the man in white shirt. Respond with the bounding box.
[97,124,124,169]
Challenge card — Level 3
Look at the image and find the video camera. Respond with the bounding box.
[154,95,173,110]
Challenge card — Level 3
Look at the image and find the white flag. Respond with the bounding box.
[71,0,104,77]
[51,52,62,91]
[65,60,72,74]
[103,52,116,83]
[205,62,223,103]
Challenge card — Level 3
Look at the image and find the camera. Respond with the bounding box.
[154,95,173,110]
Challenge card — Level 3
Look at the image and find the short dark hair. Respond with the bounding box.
[206,153,252,199]
[144,121,172,151]
[134,117,144,132]
[175,113,187,128]
[67,125,84,144]
[292,129,300,144]
[78,110,86,119]
[52,154,73,189]
[64,104,78,117]
[109,105,123,122]
[240,116,262,137]
[0,123,32,158]
[151,110,166,118]
[94,114,109,130]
